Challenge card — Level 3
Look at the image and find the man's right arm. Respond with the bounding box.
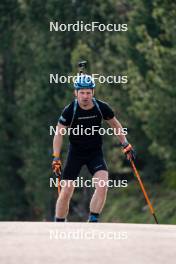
[53,123,67,158]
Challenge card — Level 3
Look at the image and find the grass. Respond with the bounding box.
[101,181,176,224]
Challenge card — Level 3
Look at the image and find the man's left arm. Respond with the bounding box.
[106,117,136,160]
[106,117,127,145]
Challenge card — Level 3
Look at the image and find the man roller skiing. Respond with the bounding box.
[52,71,135,222]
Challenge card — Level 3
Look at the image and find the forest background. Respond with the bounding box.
[0,0,176,223]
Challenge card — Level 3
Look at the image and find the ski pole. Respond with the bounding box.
[129,159,159,224]
[54,172,61,195]
[57,173,61,195]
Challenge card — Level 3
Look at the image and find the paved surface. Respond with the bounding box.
[0,222,176,264]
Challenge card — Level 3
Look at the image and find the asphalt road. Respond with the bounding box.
[0,222,176,264]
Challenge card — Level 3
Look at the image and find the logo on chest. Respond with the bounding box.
[78,115,98,120]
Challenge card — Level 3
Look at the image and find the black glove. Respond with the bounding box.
[52,157,62,176]
[122,141,136,161]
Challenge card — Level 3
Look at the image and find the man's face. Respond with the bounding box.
[75,89,94,106]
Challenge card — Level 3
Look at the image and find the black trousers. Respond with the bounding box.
[62,145,108,181]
